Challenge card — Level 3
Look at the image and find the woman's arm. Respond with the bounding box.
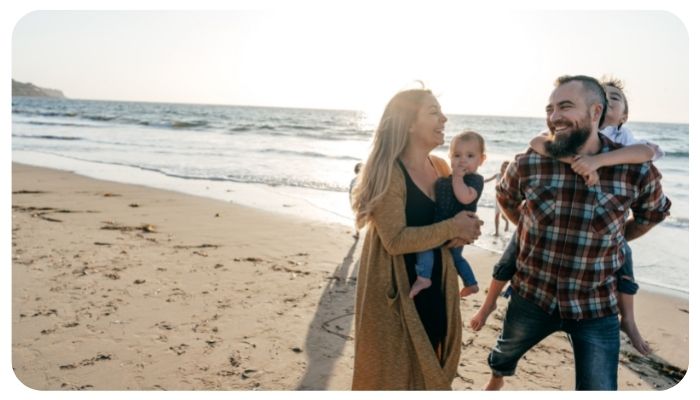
[372,167,480,256]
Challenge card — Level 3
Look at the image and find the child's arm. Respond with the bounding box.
[452,173,478,205]
[483,173,499,183]
[571,144,655,180]
[470,278,508,331]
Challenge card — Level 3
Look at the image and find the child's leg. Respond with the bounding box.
[494,211,500,236]
[617,242,650,355]
[450,247,479,297]
[470,278,508,331]
[410,250,434,299]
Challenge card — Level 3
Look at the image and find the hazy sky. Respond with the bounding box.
[10,8,690,123]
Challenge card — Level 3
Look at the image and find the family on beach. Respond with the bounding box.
[349,75,671,390]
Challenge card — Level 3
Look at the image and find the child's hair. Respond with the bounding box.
[449,130,485,156]
[600,75,629,117]
[500,160,509,174]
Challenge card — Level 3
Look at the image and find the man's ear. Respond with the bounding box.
[591,103,604,125]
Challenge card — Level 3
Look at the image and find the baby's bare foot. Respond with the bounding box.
[409,276,432,299]
[460,284,479,298]
[621,317,651,355]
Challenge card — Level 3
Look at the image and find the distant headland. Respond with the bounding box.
[12,79,66,98]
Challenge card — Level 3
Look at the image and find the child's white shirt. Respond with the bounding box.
[600,125,665,161]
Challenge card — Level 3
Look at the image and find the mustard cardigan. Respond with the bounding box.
[352,155,463,390]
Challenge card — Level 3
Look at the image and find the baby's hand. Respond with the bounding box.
[451,162,466,177]
[571,155,600,178]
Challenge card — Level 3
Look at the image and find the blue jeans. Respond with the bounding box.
[488,291,620,390]
[415,247,477,287]
[493,233,638,295]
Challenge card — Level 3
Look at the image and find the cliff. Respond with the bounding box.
[12,79,66,98]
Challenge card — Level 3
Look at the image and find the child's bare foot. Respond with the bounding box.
[460,284,479,297]
[470,301,497,331]
[484,375,504,390]
[409,276,432,299]
[621,317,651,355]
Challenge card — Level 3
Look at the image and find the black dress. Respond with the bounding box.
[398,161,447,351]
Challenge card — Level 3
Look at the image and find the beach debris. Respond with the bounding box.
[215,213,220,217]
[129,203,140,208]
[133,279,146,284]
[101,221,156,233]
[155,321,175,331]
[104,272,121,280]
[233,257,263,263]
[229,354,241,368]
[60,353,112,370]
[169,344,189,355]
[678,308,689,314]
[620,342,686,389]
[174,244,220,249]
[12,205,95,223]
[31,308,58,317]
[271,264,310,275]
[102,193,121,197]
[12,190,47,194]
[94,242,112,246]
[192,251,208,257]
[213,263,224,269]
[321,312,355,341]
[291,347,303,353]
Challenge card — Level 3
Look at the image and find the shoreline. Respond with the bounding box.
[12,151,690,299]
[9,162,689,390]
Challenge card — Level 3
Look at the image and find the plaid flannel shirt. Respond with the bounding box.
[497,134,671,320]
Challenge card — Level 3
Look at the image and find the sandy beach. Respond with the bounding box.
[11,163,688,391]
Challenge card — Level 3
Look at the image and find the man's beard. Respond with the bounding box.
[544,126,592,159]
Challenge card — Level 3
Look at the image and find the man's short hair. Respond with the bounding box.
[555,75,608,126]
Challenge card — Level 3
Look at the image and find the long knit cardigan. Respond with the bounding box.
[351,155,463,390]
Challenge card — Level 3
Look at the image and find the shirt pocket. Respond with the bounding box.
[524,186,556,226]
[592,192,630,237]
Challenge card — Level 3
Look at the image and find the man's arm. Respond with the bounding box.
[496,160,522,224]
[624,218,658,242]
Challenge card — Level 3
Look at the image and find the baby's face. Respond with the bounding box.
[450,139,485,175]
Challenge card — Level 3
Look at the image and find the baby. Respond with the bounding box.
[409,131,487,298]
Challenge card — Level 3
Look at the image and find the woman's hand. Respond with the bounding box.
[448,211,483,247]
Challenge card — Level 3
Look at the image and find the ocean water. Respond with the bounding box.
[11,97,689,295]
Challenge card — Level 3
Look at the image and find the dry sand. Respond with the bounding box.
[10,163,689,391]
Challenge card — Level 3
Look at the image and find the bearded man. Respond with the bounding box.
[484,75,671,390]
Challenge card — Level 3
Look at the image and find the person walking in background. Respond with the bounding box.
[349,162,362,238]
[483,161,510,237]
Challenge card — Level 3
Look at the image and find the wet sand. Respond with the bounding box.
[11,163,688,391]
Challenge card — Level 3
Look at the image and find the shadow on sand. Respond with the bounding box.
[296,238,360,390]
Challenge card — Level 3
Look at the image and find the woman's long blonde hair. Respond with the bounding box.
[351,88,434,229]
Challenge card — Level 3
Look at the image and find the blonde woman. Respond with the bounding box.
[351,88,483,389]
